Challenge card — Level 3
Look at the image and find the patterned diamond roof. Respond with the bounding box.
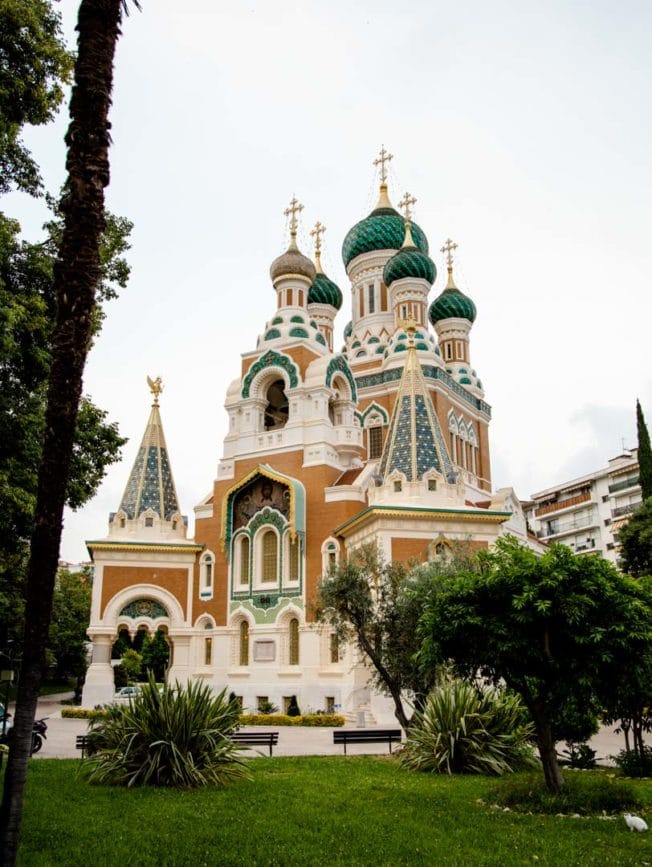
[118,403,180,520]
[342,207,429,267]
[378,337,454,482]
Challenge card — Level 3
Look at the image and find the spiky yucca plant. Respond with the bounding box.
[85,675,248,788]
[400,675,537,776]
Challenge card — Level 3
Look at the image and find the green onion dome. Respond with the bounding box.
[308,252,343,309]
[270,241,316,285]
[383,223,436,286]
[342,187,429,267]
[343,320,353,339]
[429,285,476,324]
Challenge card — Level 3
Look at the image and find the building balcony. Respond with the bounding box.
[607,476,639,495]
[611,501,642,518]
[536,514,597,539]
[533,491,591,518]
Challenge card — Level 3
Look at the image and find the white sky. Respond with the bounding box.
[6,0,651,562]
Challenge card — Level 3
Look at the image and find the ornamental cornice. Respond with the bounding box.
[334,505,511,537]
[87,542,203,554]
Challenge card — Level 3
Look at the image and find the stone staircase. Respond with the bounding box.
[344,706,377,727]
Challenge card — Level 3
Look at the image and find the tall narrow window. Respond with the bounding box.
[298,289,303,306]
[380,282,388,310]
[287,288,294,307]
[358,287,364,318]
[289,537,299,582]
[368,426,382,459]
[329,633,339,664]
[239,621,249,666]
[262,530,277,583]
[368,284,375,314]
[203,557,213,588]
[204,637,212,665]
[239,537,250,586]
[289,618,299,665]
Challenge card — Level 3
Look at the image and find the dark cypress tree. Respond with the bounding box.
[637,399,652,500]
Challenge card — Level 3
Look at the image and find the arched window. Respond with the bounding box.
[262,530,278,583]
[264,379,288,430]
[368,426,382,459]
[288,536,299,583]
[239,621,249,666]
[289,618,299,665]
[201,553,214,590]
[239,536,250,586]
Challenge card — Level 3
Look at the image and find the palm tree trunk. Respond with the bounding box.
[0,2,122,863]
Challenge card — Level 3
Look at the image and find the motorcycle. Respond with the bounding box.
[0,712,48,754]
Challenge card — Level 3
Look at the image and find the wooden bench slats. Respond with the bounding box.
[333,729,402,755]
[229,731,279,756]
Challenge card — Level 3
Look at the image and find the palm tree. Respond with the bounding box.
[0,2,131,862]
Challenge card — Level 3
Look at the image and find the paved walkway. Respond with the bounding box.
[15,693,644,763]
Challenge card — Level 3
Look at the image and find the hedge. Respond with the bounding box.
[62,708,346,727]
[238,714,345,727]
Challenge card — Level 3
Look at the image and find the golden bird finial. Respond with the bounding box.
[147,375,163,406]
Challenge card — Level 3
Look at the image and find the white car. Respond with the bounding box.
[114,686,142,699]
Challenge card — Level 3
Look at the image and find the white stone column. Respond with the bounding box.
[167,632,193,686]
[82,633,115,707]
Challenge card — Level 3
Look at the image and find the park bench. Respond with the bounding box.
[228,731,279,757]
[333,729,402,755]
[75,734,91,758]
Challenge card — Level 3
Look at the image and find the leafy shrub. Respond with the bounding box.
[257,700,278,715]
[238,714,345,727]
[560,742,597,769]
[613,747,652,778]
[62,707,109,720]
[400,676,537,776]
[492,771,642,814]
[84,676,248,788]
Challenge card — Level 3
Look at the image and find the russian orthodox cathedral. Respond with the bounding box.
[82,150,534,720]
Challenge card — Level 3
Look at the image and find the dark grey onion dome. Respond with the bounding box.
[270,242,316,285]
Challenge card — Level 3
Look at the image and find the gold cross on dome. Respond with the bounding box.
[398,192,417,221]
[310,220,326,254]
[373,145,394,183]
[284,195,304,238]
[441,237,458,269]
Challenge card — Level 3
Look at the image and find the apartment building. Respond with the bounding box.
[526,449,641,564]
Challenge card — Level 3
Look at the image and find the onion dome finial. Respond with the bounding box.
[270,194,316,285]
[428,237,476,324]
[307,220,343,310]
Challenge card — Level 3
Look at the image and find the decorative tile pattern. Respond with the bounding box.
[119,599,168,619]
[429,286,477,324]
[119,405,181,520]
[383,246,436,286]
[308,272,343,309]
[355,366,491,416]
[378,342,455,482]
[241,350,299,399]
[342,207,429,266]
[325,355,358,401]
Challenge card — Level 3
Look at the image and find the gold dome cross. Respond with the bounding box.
[441,237,458,269]
[373,145,393,183]
[398,192,417,221]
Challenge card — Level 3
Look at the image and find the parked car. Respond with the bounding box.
[114,686,142,699]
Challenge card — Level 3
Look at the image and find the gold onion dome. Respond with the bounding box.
[270,195,316,285]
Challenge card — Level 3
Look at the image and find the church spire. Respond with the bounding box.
[378,322,454,482]
[118,377,181,520]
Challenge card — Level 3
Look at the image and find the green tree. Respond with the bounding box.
[0,0,73,195]
[121,649,143,682]
[418,537,652,794]
[619,498,652,579]
[0,1,131,859]
[141,630,170,682]
[637,400,652,500]
[47,568,92,682]
[316,544,474,729]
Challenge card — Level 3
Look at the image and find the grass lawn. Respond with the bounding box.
[10,757,652,866]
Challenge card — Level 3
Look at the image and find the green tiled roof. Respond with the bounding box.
[383,246,436,286]
[119,403,180,520]
[342,207,429,267]
[308,272,343,309]
[429,287,477,324]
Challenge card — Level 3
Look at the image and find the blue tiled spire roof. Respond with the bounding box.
[378,329,454,482]
[118,397,180,520]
